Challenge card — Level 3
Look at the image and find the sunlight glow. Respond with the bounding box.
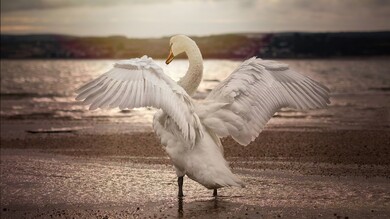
[1,0,389,37]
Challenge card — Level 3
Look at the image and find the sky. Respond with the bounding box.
[1,0,390,38]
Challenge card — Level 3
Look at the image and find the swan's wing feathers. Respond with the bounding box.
[202,57,330,146]
[76,56,203,145]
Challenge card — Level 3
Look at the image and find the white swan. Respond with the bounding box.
[76,35,330,197]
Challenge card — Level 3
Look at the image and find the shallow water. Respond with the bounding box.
[0,149,390,213]
[1,58,389,131]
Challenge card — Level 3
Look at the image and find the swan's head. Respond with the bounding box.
[166,35,197,64]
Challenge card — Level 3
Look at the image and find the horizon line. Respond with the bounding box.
[2,30,390,39]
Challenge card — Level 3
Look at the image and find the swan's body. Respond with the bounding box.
[76,35,330,196]
[154,110,243,189]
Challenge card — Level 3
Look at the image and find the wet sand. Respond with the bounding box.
[1,129,390,218]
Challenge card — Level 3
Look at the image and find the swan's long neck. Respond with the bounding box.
[178,45,203,96]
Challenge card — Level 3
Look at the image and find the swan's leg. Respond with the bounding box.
[178,176,184,197]
[213,189,217,197]
[178,196,184,215]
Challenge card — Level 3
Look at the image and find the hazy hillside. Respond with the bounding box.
[1,32,389,59]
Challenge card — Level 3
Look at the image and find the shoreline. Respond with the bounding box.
[1,128,390,218]
[1,146,390,218]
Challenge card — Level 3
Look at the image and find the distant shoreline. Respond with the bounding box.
[2,31,390,59]
[2,55,390,60]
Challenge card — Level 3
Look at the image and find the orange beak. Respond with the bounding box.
[165,48,175,65]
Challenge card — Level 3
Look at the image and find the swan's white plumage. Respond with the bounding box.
[200,57,330,146]
[153,110,243,189]
[76,35,330,192]
[76,56,203,147]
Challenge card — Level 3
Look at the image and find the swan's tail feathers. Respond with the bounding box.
[192,168,245,189]
[229,175,245,188]
[213,172,245,189]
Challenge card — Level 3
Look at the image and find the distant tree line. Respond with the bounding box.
[1,32,389,59]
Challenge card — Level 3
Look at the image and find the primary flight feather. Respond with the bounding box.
[76,35,330,197]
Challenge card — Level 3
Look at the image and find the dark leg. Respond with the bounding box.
[178,196,184,216]
[213,189,217,197]
[178,176,184,197]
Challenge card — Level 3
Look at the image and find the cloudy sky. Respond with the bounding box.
[1,0,390,37]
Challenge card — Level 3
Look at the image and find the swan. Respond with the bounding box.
[75,35,330,197]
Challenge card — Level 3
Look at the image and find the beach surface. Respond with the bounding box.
[1,125,389,219]
[1,58,389,218]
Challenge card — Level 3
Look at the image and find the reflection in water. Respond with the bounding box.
[177,197,220,218]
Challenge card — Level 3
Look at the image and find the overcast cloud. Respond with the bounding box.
[1,0,389,37]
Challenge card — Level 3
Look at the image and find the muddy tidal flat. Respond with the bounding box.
[1,129,389,219]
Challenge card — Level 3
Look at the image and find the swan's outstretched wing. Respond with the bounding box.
[197,57,330,146]
[76,56,202,145]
